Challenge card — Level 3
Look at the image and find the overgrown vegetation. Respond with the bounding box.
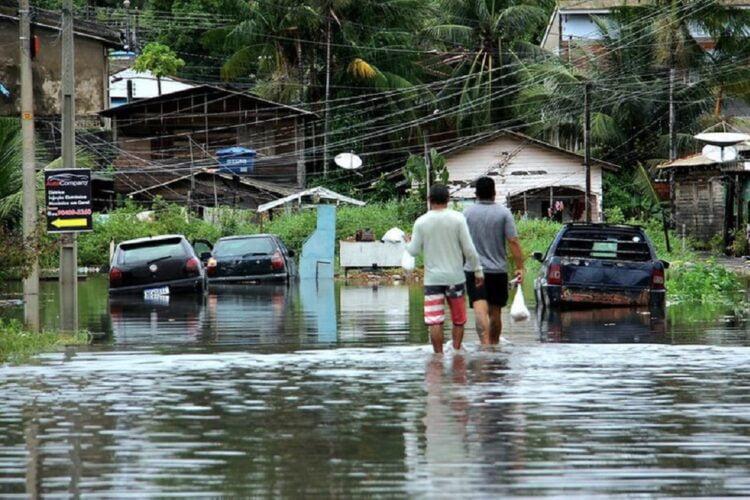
[0,320,90,364]
[668,258,745,303]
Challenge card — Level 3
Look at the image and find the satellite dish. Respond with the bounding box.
[702,144,738,163]
[694,132,750,146]
[334,152,363,170]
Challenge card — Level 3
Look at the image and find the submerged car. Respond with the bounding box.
[207,234,297,283]
[108,234,206,297]
[533,223,669,309]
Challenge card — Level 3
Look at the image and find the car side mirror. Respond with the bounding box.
[532,251,544,262]
[660,259,670,269]
[200,251,212,261]
[288,249,295,257]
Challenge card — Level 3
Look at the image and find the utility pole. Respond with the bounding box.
[584,82,592,223]
[669,67,676,161]
[423,134,431,210]
[60,0,78,332]
[322,16,332,177]
[20,0,39,332]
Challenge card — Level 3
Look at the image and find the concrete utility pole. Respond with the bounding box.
[20,0,40,332]
[669,67,677,161]
[60,0,78,332]
[423,134,430,210]
[322,17,332,177]
[584,82,592,223]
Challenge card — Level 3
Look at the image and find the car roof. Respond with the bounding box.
[563,223,644,231]
[216,234,277,242]
[118,234,187,246]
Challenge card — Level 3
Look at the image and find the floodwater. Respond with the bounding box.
[2,276,750,497]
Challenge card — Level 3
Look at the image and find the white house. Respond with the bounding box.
[109,68,194,108]
[445,130,620,222]
[541,0,750,56]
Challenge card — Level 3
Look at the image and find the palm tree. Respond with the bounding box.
[425,0,551,133]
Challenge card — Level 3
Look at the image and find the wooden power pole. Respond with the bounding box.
[19,0,39,332]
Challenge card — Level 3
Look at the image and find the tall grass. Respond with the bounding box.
[0,320,90,364]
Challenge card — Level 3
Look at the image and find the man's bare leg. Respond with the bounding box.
[488,305,503,344]
[473,299,490,345]
[451,323,464,351]
[429,323,444,353]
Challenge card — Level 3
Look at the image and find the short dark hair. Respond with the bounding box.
[429,184,449,204]
[475,176,495,200]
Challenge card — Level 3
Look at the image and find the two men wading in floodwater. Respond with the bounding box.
[406,180,525,353]
[405,184,483,354]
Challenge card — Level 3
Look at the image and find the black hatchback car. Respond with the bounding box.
[108,234,207,297]
[207,234,297,283]
[533,224,669,309]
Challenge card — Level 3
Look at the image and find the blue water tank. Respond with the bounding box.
[216,147,256,175]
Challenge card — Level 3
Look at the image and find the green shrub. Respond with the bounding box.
[0,320,90,364]
[667,258,743,302]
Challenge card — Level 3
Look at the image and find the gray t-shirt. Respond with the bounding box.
[463,201,518,274]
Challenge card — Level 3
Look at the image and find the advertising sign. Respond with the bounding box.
[45,169,93,233]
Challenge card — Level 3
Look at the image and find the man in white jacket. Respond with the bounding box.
[406,184,484,353]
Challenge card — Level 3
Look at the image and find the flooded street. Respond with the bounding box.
[2,276,750,496]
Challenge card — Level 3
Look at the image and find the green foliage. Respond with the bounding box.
[604,206,625,224]
[0,320,90,364]
[403,149,449,199]
[133,42,185,82]
[667,258,744,303]
[515,217,563,275]
[76,199,224,267]
[0,227,51,283]
[264,201,424,255]
[730,228,748,257]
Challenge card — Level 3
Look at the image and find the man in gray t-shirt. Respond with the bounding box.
[463,176,525,345]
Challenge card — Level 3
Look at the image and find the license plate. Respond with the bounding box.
[144,286,170,299]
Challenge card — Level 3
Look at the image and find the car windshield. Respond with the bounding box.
[214,237,275,257]
[118,238,187,265]
[554,229,652,261]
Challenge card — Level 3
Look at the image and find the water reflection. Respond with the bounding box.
[5,278,750,496]
[109,294,205,345]
[339,285,411,342]
[537,307,668,343]
[300,279,336,343]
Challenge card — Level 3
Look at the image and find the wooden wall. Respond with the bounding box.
[110,90,305,194]
[672,171,725,241]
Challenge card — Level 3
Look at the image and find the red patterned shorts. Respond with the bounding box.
[423,283,467,326]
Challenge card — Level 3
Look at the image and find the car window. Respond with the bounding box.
[555,230,652,261]
[118,239,187,265]
[193,240,212,256]
[214,237,275,257]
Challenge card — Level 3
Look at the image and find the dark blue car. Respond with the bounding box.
[533,224,669,309]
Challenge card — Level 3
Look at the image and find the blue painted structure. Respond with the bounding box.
[300,279,337,342]
[300,205,336,280]
[216,147,257,175]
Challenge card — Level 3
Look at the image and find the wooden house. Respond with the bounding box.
[444,129,620,222]
[99,85,315,203]
[657,147,750,245]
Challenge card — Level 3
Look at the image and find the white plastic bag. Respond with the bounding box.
[510,286,530,322]
[382,227,406,243]
[401,250,416,271]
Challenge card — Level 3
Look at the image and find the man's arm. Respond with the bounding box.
[405,221,422,256]
[508,236,525,283]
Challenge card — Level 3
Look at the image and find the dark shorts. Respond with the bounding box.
[465,272,509,307]
[423,283,467,326]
